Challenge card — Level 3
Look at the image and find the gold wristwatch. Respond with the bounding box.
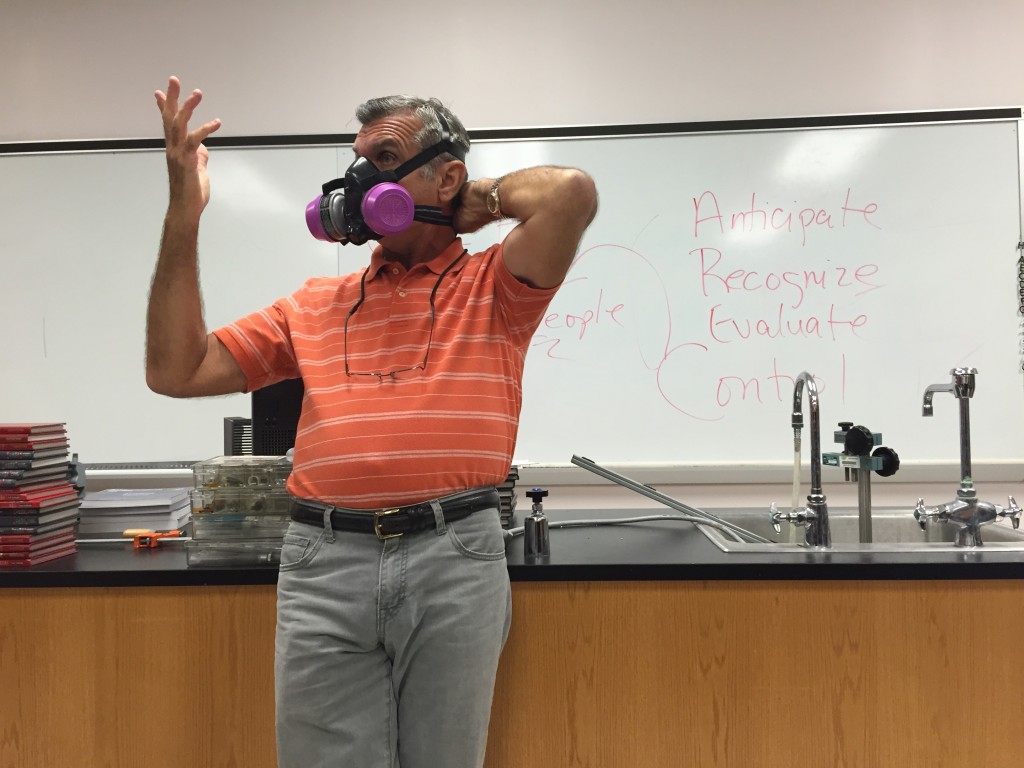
[486,176,505,219]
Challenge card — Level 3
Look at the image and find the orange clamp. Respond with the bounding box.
[127,530,184,549]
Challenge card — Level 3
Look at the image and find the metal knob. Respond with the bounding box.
[769,502,817,534]
[913,498,948,530]
[950,367,977,399]
[999,496,1022,530]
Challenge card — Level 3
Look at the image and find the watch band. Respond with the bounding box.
[486,176,506,219]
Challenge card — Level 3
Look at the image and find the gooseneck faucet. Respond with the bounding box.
[773,372,831,546]
[922,367,975,491]
[915,367,1021,545]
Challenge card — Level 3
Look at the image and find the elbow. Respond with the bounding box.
[561,169,599,227]
[146,372,176,398]
[146,365,189,399]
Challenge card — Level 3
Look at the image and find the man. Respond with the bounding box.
[147,76,597,768]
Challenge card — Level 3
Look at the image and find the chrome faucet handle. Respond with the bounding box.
[998,496,1022,530]
[913,498,948,530]
[770,502,818,534]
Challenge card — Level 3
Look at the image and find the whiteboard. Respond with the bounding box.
[1,116,1022,475]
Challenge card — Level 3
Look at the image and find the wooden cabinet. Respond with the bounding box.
[2,580,1020,767]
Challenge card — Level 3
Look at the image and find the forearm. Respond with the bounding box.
[491,166,598,227]
[146,77,247,398]
[145,208,210,394]
[459,166,598,289]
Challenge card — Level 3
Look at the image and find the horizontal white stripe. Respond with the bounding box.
[296,448,509,469]
[298,432,511,457]
[292,293,496,326]
[298,334,509,354]
[297,407,517,438]
[256,309,291,347]
[227,323,275,373]
[302,341,517,362]
[298,370,521,393]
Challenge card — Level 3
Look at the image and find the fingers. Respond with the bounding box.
[177,87,203,125]
[155,76,220,149]
[154,76,179,116]
[171,88,203,143]
[187,118,222,150]
[165,76,181,115]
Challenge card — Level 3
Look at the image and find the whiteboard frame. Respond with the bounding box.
[3,108,1022,483]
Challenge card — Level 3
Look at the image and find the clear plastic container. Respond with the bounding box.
[191,514,291,540]
[192,455,292,490]
[190,487,294,517]
[184,539,283,567]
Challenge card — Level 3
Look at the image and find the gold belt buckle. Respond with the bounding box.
[374,508,403,540]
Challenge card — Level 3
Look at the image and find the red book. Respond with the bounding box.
[0,542,76,567]
[0,528,75,552]
[0,497,79,515]
[0,424,66,438]
[0,438,69,451]
[0,484,78,508]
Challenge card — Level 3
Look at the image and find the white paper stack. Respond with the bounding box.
[78,487,191,534]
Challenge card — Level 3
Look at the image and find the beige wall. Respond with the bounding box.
[2,0,1023,141]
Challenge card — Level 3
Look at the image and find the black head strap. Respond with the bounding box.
[322,114,464,195]
[389,113,466,180]
[413,206,454,227]
[322,177,345,194]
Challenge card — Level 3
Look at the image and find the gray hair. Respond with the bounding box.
[355,95,470,178]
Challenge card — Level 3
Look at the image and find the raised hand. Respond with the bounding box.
[154,76,222,218]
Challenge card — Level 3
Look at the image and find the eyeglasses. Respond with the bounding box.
[343,281,435,381]
[344,249,467,381]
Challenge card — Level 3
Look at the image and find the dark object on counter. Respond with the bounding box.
[252,378,304,455]
[524,488,550,558]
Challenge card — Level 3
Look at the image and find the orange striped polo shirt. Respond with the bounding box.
[213,237,558,509]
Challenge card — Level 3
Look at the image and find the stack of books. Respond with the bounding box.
[78,487,192,535]
[0,423,80,566]
[499,466,519,529]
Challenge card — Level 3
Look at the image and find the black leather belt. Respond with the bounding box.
[290,486,500,540]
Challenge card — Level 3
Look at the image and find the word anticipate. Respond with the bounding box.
[693,188,881,246]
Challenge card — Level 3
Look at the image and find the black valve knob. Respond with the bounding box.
[843,425,875,456]
[837,421,854,431]
[872,446,901,477]
[526,487,549,504]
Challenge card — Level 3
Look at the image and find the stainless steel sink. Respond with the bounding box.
[696,507,1024,553]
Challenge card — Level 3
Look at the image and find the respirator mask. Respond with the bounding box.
[305,115,466,245]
